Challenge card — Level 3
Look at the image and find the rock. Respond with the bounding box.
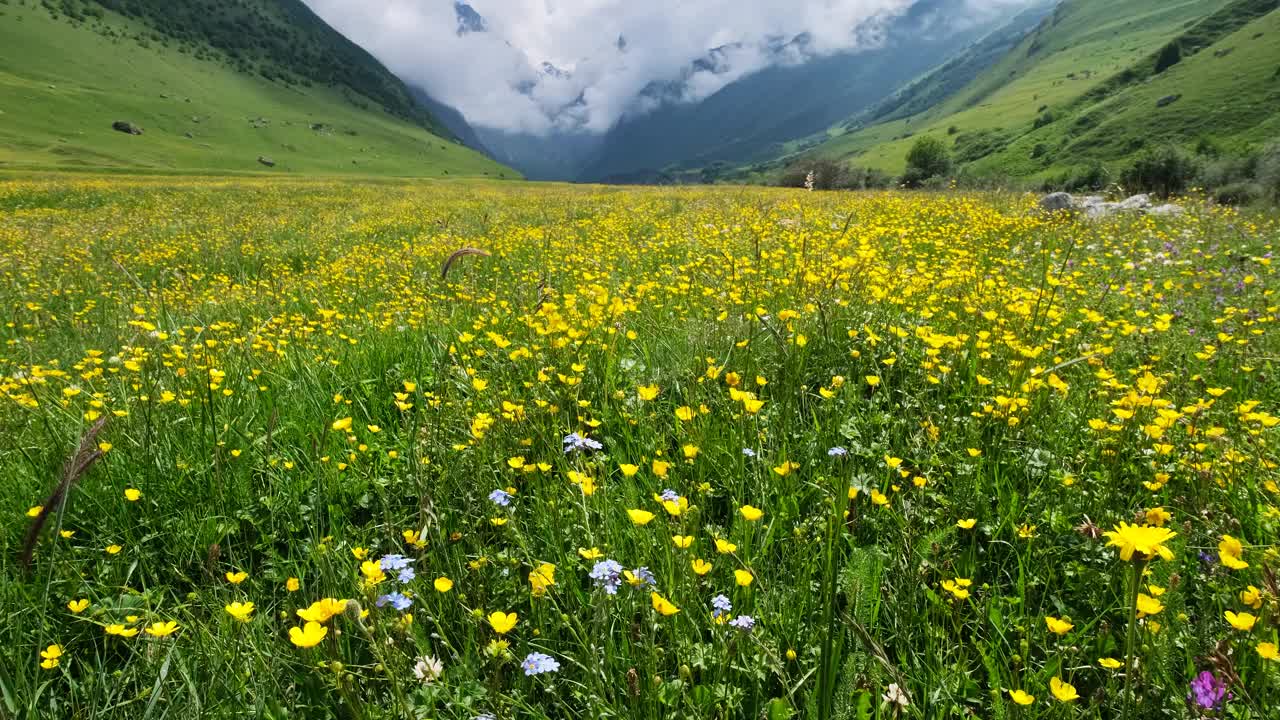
[111,121,143,135]
[1037,192,1183,221]
[257,156,276,167]
[1156,94,1181,108]
[1118,194,1152,210]
[1034,190,1075,210]
[183,132,193,139]
[1083,202,1119,220]
[1039,192,1074,212]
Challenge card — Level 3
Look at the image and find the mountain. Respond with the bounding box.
[409,85,489,155]
[473,129,604,183]
[0,0,516,177]
[574,0,1052,183]
[793,0,1280,180]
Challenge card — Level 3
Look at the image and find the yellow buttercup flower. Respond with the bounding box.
[1044,616,1073,635]
[529,563,556,596]
[956,518,976,529]
[672,535,694,548]
[39,644,62,669]
[1225,610,1256,631]
[289,621,327,648]
[739,504,763,521]
[145,621,179,638]
[106,624,139,638]
[1103,522,1177,562]
[1050,677,1078,702]
[1136,594,1164,618]
[1098,657,1123,669]
[1257,642,1279,661]
[691,558,712,575]
[714,538,737,554]
[225,570,248,584]
[1008,689,1034,706]
[124,488,142,502]
[67,598,89,614]
[650,592,680,616]
[734,569,754,586]
[297,598,348,623]
[628,509,655,525]
[434,576,454,592]
[578,547,603,559]
[1218,535,1248,570]
[224,602,254,622]
[488,611,518,634]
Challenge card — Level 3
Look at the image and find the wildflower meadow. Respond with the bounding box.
[1,177,1278,719]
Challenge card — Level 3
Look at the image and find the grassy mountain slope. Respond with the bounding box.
[969,0,1280,176]
[802,0,1251,175]
[0,0,516,177]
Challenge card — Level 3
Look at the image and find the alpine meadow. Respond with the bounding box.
[2,1,1280,720]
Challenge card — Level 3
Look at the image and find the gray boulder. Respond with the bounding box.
[112,121,143,135]
[1156,94,1181,108]
[257,156,276,167]
[1117,194,1152,210]
[1039,192,1074,212]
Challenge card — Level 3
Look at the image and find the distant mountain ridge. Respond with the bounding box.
[574,0,1050,182]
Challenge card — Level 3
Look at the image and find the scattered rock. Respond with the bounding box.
[183,132,193,139]
[112,121,143,135]
[257,156,276,167]
[1038,192,1074,212]
[1156,94,1181,108]
[1037,192,1185,220]
[1118,194,1152,210]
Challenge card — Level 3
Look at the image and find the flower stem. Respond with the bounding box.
[1122,560,1144,720]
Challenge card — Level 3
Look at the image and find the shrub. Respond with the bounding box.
[1214,182,1261,205]
[1154,41,1182,74]
[901,136,952,187]
[1257,142,1280,202]
[777,159,893,191]
[1121,146,1199,197]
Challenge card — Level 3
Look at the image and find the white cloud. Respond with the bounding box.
[301,0,1027,134]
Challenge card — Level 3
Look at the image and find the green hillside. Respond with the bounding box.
[795,0,1279,179]
[0,0,516,177]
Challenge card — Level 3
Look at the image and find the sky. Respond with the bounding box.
[302,0,1029,136]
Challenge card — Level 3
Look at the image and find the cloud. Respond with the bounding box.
[301,0,1030,135]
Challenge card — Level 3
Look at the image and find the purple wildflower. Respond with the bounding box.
[488,489,513,507]
[729,615,755,631]
[1188,670,1230,711]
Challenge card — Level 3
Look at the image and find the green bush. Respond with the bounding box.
[1121,146,1199,197]
[902,136,952,187]
[1214,182,1262,205]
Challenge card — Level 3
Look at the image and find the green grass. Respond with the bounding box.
[0,2,516,178]
[1,176,1278,719]
[799,0,1257,176]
